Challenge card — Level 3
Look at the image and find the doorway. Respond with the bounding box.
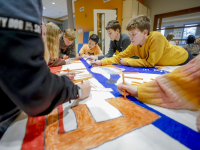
[94,9,116,55]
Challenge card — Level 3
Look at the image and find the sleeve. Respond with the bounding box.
[69,42,76,58]
[59,50,65,58]
[48,58,66,67]
[79,45,86,55]
[122,37,131,51]
[123,34,166,67]
[101,43,135,65]
[0,30,79,117]
[98,40,116,60]
[137,55,200,110]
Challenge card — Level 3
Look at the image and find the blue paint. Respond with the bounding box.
[80,59,200,149]
[88,59,96,68]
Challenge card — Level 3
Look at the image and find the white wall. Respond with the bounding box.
[43,19,63,24]
[63,19,69,30]
[144,0,200,31]
[62,17,76,30]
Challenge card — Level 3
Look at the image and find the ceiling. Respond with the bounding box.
[42,0,76,20]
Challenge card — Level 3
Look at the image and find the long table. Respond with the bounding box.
[0,58,200,150]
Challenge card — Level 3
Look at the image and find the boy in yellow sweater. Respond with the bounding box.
[117,54,200,132]
[92,15,193,67]
[76,34,103,59]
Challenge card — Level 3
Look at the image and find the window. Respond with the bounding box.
[182,24,197,39]
[157,27,165,36]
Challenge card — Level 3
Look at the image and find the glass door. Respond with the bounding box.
[97,13,105,54]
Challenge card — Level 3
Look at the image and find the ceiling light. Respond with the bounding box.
[43,7,45,9]
[52,2,55,4]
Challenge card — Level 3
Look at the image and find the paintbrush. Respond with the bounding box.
[122,73,126,100]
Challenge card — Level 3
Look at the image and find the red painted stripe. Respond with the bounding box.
[21,116,46,150]
[57,105,65,133]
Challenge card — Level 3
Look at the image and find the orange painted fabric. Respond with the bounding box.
[45,97,159,149]
[49,66,62,74]
[138,55,200,110]
[79,44,103,56]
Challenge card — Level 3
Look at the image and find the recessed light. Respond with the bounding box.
[43,7,45,9]
[52,2,55,4]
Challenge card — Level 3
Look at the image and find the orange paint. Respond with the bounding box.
[122,73,126,100]
[45,97,159,149]
[72,76,93,84]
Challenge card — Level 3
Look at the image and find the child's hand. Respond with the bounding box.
[57,72,75,80]
[75,54,81,60]
[101,57,107,60]
[65,59,71,64]
[77,81,91,100]
[63,55,69,59]
[88,56,98,61]
[117,82,138,97]
[120,58,125,65]
[91,60,102,67]
[197,114,200,133]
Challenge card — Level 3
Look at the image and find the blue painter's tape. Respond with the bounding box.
[80,59,200,149]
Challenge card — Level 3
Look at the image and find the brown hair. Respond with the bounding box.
[166,33,174,41]
[65,29,76,41]
[106,20,121,33]
[125,15,150,33]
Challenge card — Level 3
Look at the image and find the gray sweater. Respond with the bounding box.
[98,34,131,60]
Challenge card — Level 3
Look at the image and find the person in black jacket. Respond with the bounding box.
[0,0,91,139]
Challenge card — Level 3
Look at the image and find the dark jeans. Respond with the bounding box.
[0,111,21,140]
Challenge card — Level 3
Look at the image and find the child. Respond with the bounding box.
[0,0,91,139]
[166,33,176,45]
[59,29,76,59]
[42,21,75,80]
[92,15,193,67]
[88,20,131,60]
[117,54,200,132]
[183,35,200,57]
[76,34,103,59]
[46,22,71,66]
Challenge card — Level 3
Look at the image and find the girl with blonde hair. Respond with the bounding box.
[46,22,71,66]
[41,21,50,64]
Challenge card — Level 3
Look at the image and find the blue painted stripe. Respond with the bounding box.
[80,58,200,150]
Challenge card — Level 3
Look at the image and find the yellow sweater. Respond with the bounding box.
[101,31,188,67]
[137,54,200,110]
